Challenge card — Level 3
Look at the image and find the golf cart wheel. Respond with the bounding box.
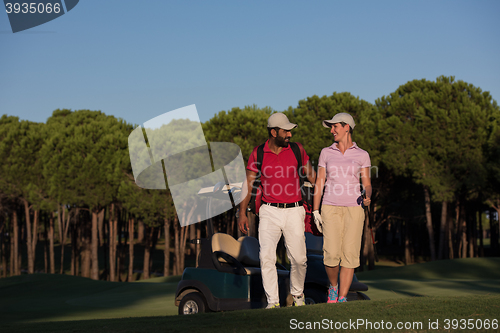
[304,288,327,305]
[178,292,207,315]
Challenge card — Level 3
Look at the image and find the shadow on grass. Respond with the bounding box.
[0,274,182,324]
[2,258,500,325]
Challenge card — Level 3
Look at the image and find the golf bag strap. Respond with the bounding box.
[249,144,265,213]
[251,142,307,214]
[256,144,264,175]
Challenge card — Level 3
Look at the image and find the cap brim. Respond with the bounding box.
[323,120,333,128]
[283,123,298,130]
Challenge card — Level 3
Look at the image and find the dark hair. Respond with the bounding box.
[339,122,354,135]
[268,127,280,137]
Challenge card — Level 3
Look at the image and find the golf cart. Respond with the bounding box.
[175,183,369,315]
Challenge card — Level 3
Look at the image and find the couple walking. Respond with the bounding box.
[238,112,372,308]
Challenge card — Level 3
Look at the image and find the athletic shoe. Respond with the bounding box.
[338,296,347,303]
[293,294,305,306]
[327,284,338,303]
[265,302,280,309]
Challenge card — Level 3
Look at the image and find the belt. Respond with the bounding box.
[262,201,303,209]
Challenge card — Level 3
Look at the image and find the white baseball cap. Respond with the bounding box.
[267,113,297,130]
[323,112,356,129]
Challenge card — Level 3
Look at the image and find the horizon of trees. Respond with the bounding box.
[1,75,499,281]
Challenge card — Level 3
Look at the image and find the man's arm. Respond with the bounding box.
[303,160,316,185]
[238,169,258,234]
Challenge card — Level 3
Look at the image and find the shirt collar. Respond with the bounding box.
[330,142,358,152]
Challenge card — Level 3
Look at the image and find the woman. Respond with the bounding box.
[313,112,372,303]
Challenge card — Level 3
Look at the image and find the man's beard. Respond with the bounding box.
[276,135,289,147]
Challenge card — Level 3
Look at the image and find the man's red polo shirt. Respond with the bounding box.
[247,140,309,204]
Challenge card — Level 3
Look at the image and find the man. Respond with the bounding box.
[238,113,316,309]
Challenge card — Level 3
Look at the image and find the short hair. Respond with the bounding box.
[268,127,280,137]
[339,121,354,135]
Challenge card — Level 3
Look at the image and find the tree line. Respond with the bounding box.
[0,76,499,281]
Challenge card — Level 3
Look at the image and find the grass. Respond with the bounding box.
[3,296,500,333]
[1,258,500,332]
[355,257,500,300]
[0,274,181,324]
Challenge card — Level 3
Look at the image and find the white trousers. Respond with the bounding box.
[258,204,307,304]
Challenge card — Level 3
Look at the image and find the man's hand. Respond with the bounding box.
[238,212,249,234]
[313,210,323,233]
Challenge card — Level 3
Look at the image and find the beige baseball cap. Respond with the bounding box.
[267,113,297,130]
[323,112,356,129]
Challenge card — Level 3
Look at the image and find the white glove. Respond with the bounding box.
[313,210,323,233]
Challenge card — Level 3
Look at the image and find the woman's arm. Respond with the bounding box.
[313,166,326,211]
[360,167,372,206]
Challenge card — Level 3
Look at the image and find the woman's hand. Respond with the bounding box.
[313,210,323,233]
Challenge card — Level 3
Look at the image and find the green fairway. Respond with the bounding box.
[0,274,181,323]
[3,296,500,333]
[1,258,499,332]
[355,257,500,300]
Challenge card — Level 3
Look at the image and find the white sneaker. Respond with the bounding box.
[265,302,280,309]
[293,294,305,306]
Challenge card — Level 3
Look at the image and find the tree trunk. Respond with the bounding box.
[18,221,24,275]
[454,201,461,259]
[490,208,499,255]
[57,206,63,246]
[44,214,48,273]
[81,213,91,278]
[98,208,105,247]
[138,221,144,243]
[91,210,99,280]
[173,217,180,275]
[58,206,64,274]
[71,209,81,276]
[13,210,19,275]
[469,207,477,258]
[116,214,123,281]
[109,204,116,282]
[438,201,447,259]
[33,210,39,271]
[478,210,484,257]
[0,220,6,277]
[23,200,37,274]
[404,221,412,265]
[10,227,14,276]
[143,226,152,280]
[70,216,76,275]
[460,203,467,258]
[163,218,171,277]
[179,225,188,274]
[448,210,454,259]
[59,206,71,274]
[49,212,55,274]
[423,186,436,261]
[128,217,135,282]
[189,223,196,256]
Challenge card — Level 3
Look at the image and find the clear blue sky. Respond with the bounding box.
[1,0,499,126]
